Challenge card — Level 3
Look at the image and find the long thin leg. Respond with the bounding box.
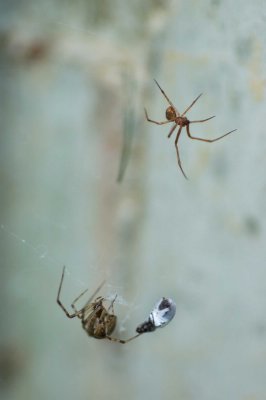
[57,266,80,318]
[181,93,203,117]
[186,125,237,143]
[190,116,215,123]
[82,280,106,308]
[106,333,142,344]
[71,288,89,313]
[174,127,188,180]
[144,108,171,125]
[167,123,178,138]
[108,295,117,313]
[57,266,105,317]
[153,79,180,116]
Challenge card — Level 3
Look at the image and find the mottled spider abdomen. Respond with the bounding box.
[165,106,177,121]
[104,314,117,336]
[82,305,117,339]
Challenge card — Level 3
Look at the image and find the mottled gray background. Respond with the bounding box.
[1,1,266,400]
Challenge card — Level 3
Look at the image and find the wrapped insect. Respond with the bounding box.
[136,297,176,334]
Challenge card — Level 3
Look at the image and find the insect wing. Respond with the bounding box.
[150,297,176,328]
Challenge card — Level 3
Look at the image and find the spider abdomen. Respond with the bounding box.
[82,311,117,339]
[165,106,176,121]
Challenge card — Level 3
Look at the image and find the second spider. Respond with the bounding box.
[145,80,237,179]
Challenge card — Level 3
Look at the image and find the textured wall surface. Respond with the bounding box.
[1,1,266,400]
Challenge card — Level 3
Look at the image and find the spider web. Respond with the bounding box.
[0,222,138,319]
[0,13,143,341]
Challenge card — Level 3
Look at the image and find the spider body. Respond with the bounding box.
[81,297,117,339]
[56,267,140,344]
[145,79,237,179]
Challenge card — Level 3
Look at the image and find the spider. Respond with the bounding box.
[145,80,237,179]
[57,266,141,344]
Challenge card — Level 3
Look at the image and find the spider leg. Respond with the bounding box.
[57,266,106,318]
[57,266,80,318]
[167,123,178,138]
[71,288,89,313]
[108,294,118,313]
[186,125,237,143]
[181,93,203,117]
[105,333,142,344]
[82,281,106,308]
[190,116,215,123]
[174,127,188,180]
[144,108,171,125]
[153,79,180,116]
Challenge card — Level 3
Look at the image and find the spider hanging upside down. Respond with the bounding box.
[144,80,237,179]
[57,266,176,344]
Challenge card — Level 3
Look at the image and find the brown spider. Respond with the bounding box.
[56,267,141,344]
[145,80,237,179]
